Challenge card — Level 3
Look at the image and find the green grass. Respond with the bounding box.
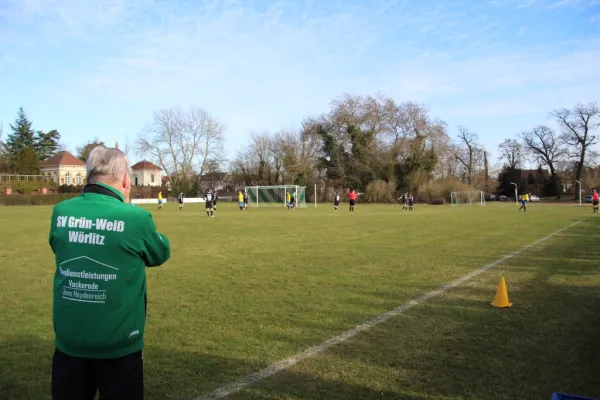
[1,202,599,399]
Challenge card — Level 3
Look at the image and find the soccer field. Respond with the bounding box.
[1,203,599,400]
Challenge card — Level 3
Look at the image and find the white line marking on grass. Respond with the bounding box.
[194,217,590,400]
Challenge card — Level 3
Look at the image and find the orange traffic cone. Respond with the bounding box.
[491,277,512,308]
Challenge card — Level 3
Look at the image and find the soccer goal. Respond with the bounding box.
[245,185,307,208]
[450,191,486,206]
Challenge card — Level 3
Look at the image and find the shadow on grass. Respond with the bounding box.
[225,220,600,400]
[0,336,266,400]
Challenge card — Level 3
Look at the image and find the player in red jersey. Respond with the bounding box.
[592,190,599,214]
[347,189,359,213]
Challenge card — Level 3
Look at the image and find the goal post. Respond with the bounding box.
[245,185,308,208]
[450,191,486,206]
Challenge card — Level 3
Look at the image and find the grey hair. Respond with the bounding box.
[86,146,130,183]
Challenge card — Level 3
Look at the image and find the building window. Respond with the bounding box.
[151,174,155,183]
[65,173,71,186]
[76,173,82,185]
[135,177,139,186]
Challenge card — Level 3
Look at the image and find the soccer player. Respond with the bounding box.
[205,189,215,218]
[157,191,163,210]
[177,192,184,210]
[333,192,340,211]
[399,193,407,210]
[519,192,529,212]
[238,190,244,211]
[243,190,249,210]
[291,194,296,209]
[592,189,599,214]
[347,189,358,213]
[408,193,414,211]
[286,191,292,210]
[213,190,219,213]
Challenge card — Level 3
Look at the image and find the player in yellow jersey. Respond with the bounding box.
[158,191,164,210]
[286,192,291,210]
[238,190,244,211]
[519,193,529,212]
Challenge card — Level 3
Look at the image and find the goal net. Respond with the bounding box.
[245,185,307,208]
[450,191,486,206]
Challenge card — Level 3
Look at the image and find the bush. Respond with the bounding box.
[58,184,84,194]
[1,194,79,206]
[364,180,396,203]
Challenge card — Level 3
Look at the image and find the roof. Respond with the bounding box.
[41,151,85,167]
[131,161,162,171]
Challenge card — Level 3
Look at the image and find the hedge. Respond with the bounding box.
[0,180,59,195]
[0,194,80,206]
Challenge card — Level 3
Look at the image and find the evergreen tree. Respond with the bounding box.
[13,147,40,174]
[35,129,61,161]
[6,107,36,158]
[6,108,38,172]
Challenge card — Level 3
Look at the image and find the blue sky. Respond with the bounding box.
[1,0,599,167]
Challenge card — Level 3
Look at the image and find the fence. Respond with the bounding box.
[0,174,54,182]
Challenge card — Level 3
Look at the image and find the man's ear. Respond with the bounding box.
[122,172,130,190]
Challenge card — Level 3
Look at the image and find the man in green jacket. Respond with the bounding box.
[49,146,170,400]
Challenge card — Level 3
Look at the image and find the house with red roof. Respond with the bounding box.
[40,151,86,186]
[131,160,163,187]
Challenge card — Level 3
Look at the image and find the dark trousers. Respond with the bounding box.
[52,348,143,400]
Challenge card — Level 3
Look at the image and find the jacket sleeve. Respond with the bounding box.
[139,214,171,267]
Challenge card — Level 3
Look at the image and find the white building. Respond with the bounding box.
[40,151,87,186]
[131,161,163,187]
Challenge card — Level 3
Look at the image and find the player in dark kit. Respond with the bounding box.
[408,193,414,211]
[213,190,219,214]
[333,192,340,211]
[244,191,249,210]
[177,192,184,210]
[205,190,215,218]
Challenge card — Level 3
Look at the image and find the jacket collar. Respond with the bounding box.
[82,183,124,202]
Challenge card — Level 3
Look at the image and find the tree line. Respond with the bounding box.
[2,96,598,201]
[226,94,599,201]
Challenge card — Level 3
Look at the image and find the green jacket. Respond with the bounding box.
[49,183,170,359]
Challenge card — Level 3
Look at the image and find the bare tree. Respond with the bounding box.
[520,125,567,197]
[551,102,600,195]
[230,149,256,185]
[497,138,523,169]
[135,106,225,189]
[247,131,274,184]
[271,129,320,184]
[454,126,482,185]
